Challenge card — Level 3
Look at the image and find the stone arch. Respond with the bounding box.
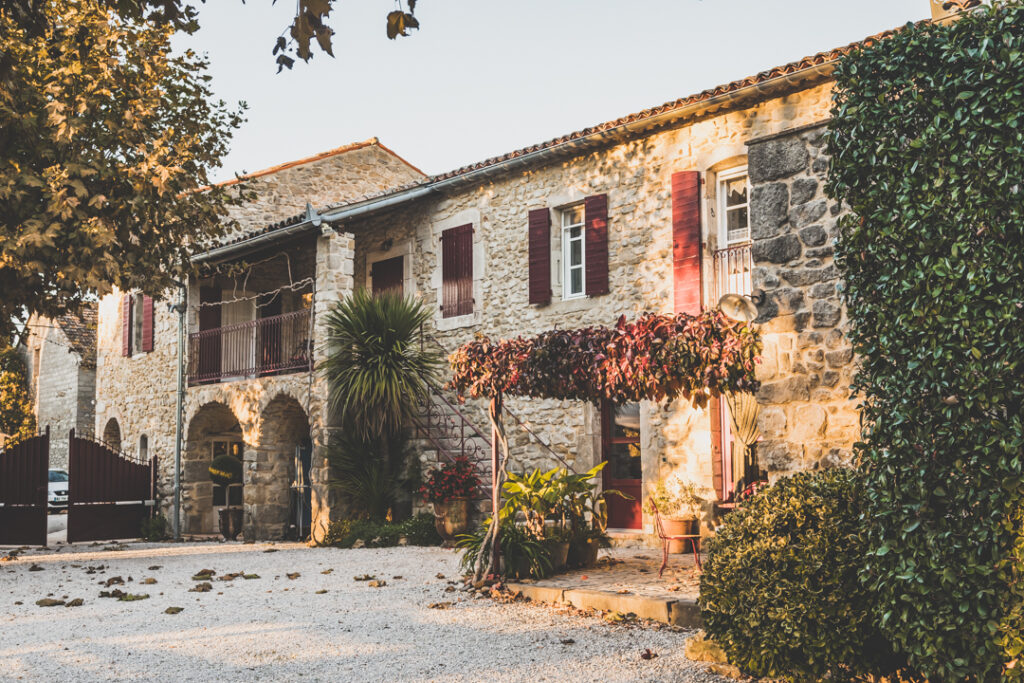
[184,401,244,535]
[248,393,311,540]
[102,418,122,451]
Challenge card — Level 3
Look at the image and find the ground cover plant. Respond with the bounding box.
[828,3,1024,678]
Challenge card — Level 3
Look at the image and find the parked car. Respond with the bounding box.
[48,469,69,512]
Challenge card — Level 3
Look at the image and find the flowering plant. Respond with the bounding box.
[420,456,481,504]
[448,310,760,407]
[647,473,708,520]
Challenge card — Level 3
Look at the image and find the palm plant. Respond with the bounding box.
[321,289,442,440]
[321,290,442,520]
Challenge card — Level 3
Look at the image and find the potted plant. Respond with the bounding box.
[209,454,243,541]
[420,456,481,542]
[648,474,705,553]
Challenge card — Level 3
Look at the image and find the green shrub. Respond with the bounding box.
[140,514,168,542]
[457,519,552,580]
[399,514,442,546]
[699,469,899,682]
[828,3,1024,677]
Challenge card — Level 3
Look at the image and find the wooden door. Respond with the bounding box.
[601,402,643,530]
[197,286,222,382]
[371,256,404,296]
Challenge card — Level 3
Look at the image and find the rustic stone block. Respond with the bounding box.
[822,371,840,387]
[805,246,835,259]
[758,440,800,472]
[798,224,827,247]
[825,348,854,367]
[752,234,801,264]
[812,300,841,328]
[789,200,828,229]
[749,137,809,182]
[791,405,827,441]
[781,265,837,287]
[809,283,838,300]
[758,406,787,439]
[790,178,819,205]
[750,183,789,239]
[758,376,810,404]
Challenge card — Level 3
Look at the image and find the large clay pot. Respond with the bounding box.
[432,498,470,542]
[662,517,699,554]
[218,507,243,541]
[545,539,570,572]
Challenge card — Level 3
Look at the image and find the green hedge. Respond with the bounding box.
[320,514,441,549]
[699,469,897,681]
[828,3,1024,678]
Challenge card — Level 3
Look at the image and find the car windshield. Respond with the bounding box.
[48,470,68,483]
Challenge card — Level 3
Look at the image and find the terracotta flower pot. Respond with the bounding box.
[218,507,243,541]
[432,498,470,542]
[662,517,699,554]
[545,539,570,572]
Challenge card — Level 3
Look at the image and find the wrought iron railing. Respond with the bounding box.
[188,309,312,385]
[712,242,753,302]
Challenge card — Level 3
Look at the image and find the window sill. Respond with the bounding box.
[435,311,480,332]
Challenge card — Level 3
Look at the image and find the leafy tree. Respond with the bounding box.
[0,345,36,444]
[0,0,244,338]
[828,3,1024,678]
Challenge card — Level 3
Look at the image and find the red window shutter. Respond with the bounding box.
[672,171,703,314]
[121,294,131,357]
[141,295,154,353]
[528,209,551,305]
[584,194,609,296]
[441,224,473,318]
[709,396,724,501]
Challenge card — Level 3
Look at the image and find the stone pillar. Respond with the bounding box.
[309,228,355,540]
[747,123,860,478]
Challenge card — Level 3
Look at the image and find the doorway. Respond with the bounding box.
[601,402,643,530]
[371,256,404,296]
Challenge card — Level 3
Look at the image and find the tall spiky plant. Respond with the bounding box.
[321,289,441,440]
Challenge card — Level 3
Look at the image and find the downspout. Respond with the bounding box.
[169,279,187,540]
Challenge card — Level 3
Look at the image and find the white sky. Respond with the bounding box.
[175,1,928,183]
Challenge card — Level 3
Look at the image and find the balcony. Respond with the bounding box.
[187,309,312,386]
[712,243,753,302]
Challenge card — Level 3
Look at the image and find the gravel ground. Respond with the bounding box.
[0,542,729,682]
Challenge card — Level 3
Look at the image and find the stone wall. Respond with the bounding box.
[747,122,860,476]
[24,319,95,469]
[347,83,836,534]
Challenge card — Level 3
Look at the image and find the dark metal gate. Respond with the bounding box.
[67,429,156,543]
[0,428,49,546]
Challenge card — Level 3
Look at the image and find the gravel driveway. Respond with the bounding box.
[0,542,728,682]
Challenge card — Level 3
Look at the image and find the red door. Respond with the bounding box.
[371,256,404,296]
[602,402,643,530]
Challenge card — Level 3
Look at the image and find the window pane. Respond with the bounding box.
[569,237,582,265]
[612,403,641,439]
[607,441,642,479]
[727,206,748,233]
[562,205,584,227]
[570,268,583,295]
[49,470,68,482]
[725,176,747,207]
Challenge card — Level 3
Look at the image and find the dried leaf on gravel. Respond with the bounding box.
[36,598,64,607]
[28,564,44,571]
[99,589,126,599]
[243,574,260,580]
[104,576,124,587]
[141,578,157,585]
[435,573,445,579]
[320,569,333,575]
[263,549,278,553]
[616,589,631,594]
[560,639,575,645]
[428,602,453,609]
[286,572,300,580]
[367,580,386,588]
[148,566,161,571]
[191,569,215,580]
[219,572,243,581]
[353,574,376,582]
[444,586,456,593]
[315,589,328,594]
[164,607,184,615]
[118,593,149,602]
[189,582,212,593]
[65,599,84,607]
[640,649,658,660]
[392,575,403,580]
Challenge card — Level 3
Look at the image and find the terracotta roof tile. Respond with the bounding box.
[56,303,98,368]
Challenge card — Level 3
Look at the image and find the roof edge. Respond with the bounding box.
[212,137,381,188]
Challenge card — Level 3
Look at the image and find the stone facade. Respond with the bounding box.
[23,308,97,469]
[93,140,410,539]
[748,123,860,476]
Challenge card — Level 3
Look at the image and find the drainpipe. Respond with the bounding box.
[170,280,187,540]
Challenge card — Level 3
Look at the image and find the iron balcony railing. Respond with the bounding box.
[188,309,312,385]
[712,242,753,302]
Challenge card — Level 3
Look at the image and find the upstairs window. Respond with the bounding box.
[561,205,586,299]
[121,292,154,356]
[440,224,474,318]
[718,167,750,245]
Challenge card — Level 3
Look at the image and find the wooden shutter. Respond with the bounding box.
[141,295,154,353]
[584,194,609,296]
[672,171,703,314]
[121,294,132,357]
[441,224,474,318]
[371,256,405,296]
[528,209,551,305]
[710,397,724,501]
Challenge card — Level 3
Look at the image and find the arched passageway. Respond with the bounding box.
[185,402,243,535]
[250,394,311,540]
[102,418,122,452]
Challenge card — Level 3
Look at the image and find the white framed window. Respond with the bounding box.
[718,167,750,245]
[561,204,586,299]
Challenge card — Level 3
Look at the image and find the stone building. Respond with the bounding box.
[23,305,98,469]
[91,16,938,542]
